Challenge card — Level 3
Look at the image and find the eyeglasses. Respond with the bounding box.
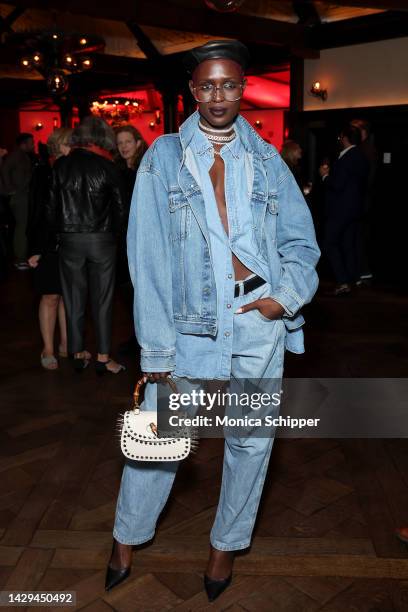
[192,81,244,103]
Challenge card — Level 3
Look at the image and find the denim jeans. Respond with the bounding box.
[113,281,286,551]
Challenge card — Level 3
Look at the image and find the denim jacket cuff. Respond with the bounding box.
[140,349,176,373]
[270,286,304,318]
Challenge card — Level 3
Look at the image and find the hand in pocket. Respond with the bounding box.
[235,298,285,321]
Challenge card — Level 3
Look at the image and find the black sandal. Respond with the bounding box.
[95,359,126,376]
[73,357,90,372]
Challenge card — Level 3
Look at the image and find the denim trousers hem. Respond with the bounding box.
[210,537,250,552]
[113,528,155,546]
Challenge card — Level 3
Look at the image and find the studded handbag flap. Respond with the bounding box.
[118,377,195,462]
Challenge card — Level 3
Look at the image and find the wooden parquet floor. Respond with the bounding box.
[1,271,408,611]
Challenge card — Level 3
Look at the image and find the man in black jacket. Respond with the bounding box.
[46,117,127,373]
[320,125,369,296]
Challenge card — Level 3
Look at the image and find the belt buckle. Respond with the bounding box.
[234,279,245,298]
[238,281,245,297]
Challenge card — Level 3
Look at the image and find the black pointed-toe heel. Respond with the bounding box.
[105,565,131,591]
[204,574,232,602]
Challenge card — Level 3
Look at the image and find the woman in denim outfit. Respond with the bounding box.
[107,40,320,601]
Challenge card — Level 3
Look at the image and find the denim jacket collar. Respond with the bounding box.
[179,111,277,161]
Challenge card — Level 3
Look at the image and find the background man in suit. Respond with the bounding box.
[351,118,378,285]
[320,125,369,296]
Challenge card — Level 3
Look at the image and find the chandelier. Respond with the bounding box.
[16,30,104,95]
[91,97,145,124]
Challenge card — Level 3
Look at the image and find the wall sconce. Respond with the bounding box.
[155,109,161,125]
[310,81,327,101]
[149,120,155,130]
[35,122,43,131]
[254,119,263,129]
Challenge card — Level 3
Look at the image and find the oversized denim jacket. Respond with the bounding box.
[127,111,320,373]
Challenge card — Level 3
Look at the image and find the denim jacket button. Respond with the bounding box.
[224,331,230,337]
[227,304,232,309]
[227,274,233,279]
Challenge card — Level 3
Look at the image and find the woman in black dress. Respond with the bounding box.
[27,128,72,370]
[114,125,147,354]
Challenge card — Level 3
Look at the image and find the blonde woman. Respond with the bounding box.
[27,128,75,370]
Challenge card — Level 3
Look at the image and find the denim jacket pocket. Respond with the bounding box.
[254,309,280,323]
[262,194,279,246]
[169,193,191,241]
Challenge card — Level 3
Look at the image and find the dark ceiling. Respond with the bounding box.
[0,0,407,105]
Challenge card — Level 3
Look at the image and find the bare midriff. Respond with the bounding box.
[209,143,253,281]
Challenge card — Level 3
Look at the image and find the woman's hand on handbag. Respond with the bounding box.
[142,371,172,383]
[235,298,285,321]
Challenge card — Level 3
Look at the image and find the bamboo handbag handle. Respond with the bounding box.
[132,376,178,412]
[132,376,179,437]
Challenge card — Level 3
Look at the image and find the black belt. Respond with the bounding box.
[234,275,266,298]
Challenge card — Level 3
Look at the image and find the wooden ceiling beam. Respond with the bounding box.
[0,7,25,34]
[276,0,407,11]
[311,0,408,10]
[0,6,24,45]
[309,10,408,48]
[126,21,161,61]
[2,0,303,47]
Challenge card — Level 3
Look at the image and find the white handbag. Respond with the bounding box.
[119,377,194,462]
